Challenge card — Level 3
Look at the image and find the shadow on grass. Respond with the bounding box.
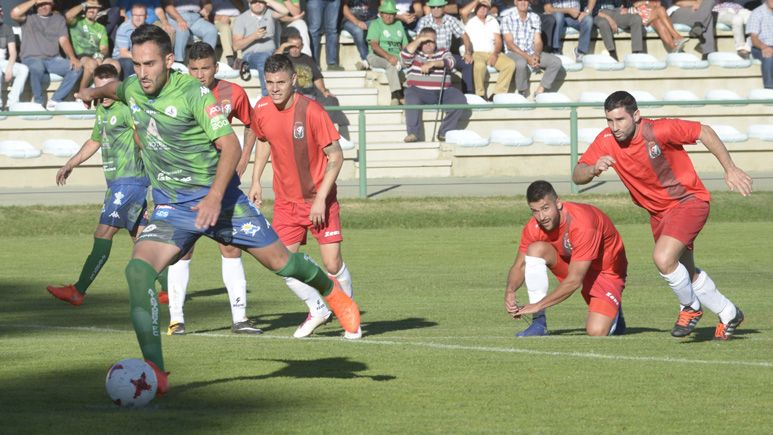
[680,326,759,343]
[548,326,666,336]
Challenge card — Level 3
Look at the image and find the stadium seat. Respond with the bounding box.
[663,90,703,106]
[214,62,239,79]
[578,91,607,103]
[707,52,752,68]
[624,53,667,70]
[747,124,773,141]
[445,129,489,147]
[629,90,661,107]
[565,27,579,35]
[535,92,572,109]
[53,101,95,119]
[10,102,52,120]
[672,22,691,32]
[666,53,709,69]
[489,128,533,146]
[486,65,497,74]
[747,88,773,102]
[578,127,604,144]
[0,140,41,158]
[49,73,63,82]
[707,124,747,142]
[339,136,356,150]
[171,62,189,73]
[42,139,80,157]
[340,29,354,43]
[491,93,533,110]
[555,54,583,72]
[465,94,493,110]
[581,54,625,71]
[705,89,744,103]
[532,128,570,146]
[716,22,731,32]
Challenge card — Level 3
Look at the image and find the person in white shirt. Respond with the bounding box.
[463,0,514,100]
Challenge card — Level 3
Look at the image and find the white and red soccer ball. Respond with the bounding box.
[105,358,157,408]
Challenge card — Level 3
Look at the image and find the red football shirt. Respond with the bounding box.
[580,118,710,215]
[251,93,340,203]
[212,79,252,127]
[518,202,627,279]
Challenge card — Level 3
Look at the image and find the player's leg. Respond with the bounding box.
[319,241,361,339]
[684,249,744,340]
[166,246,194,335]
[219,243,261,334]
[517,241,560,337]
[583,273,625,336]
[133,208,169,305]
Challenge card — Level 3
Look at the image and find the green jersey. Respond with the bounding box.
[69,18,108,57]
[116,71,236,204]
[367,18,407,57]
[90,101,148,186]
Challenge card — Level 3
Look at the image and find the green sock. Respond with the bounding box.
[276,252,334,296]
[125,259,164,371]
[74,237,112,294]
[156,267,169,292]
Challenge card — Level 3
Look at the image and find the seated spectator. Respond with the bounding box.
[544,0,593,62]
[232,0,288,95]
[630,0,687,53]
[715,0,752,59]
[112,3,148,78]
[306,0,343,69]
[118,0,175,43]
[275,32,351,137]
[277,0,311,57]
[163,0,218,63]
[213,0,247,65]
[342,0,379,70]
[0,7,28,109]
[594,0,644,60]
[396,0,423,32]
[65,1,112,90]
[670,0,716,58]
[11,0,82,109]
[417,0,474,93]
[502,0,563,97]
[462,0,515,100]
[749,0,773,89]
[367,0,408,105]
[401,27,469,142]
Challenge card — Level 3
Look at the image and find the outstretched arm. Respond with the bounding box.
[76,80,120,105]
[699,124,752,196]
[514,259,591,316]
[572,155,616,185]
[56,139,101,185]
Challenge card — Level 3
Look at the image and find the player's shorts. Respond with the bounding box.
[137,193,278,256]
[273,197,343,246]
[650,198,709,250]
[550,256,625,319]
[99,183,148,232]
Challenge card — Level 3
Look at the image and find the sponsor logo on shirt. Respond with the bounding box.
[109,211,120,219]
[257,102,268,108]
[293,122,304,139]
[164,106,177,117]
[156,209,169,218]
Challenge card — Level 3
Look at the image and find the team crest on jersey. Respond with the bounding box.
[293,122,305,139]
[562,233,573,255]
[648,142,662,159]
[240,222,260,237]
[109,115,117,125]
[164,106,178,117]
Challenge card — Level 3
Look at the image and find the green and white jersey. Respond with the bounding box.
[116,71,236,204]
[90,101,148,186]
[68,17,108,57]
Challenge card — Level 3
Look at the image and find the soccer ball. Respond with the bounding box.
[105,358,158,408]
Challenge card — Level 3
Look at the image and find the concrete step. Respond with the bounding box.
[354,157,453,178]
[358,141,442,161]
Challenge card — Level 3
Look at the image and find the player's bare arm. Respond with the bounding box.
[504,251,526,317]
[514,260,592,316]
[56,139,102,185]
[193,133,241,229]
[309,141,344,226]
[572,156,616,185]
[76,80,121,106]
[248,139,271,207]
[237,128,257,177]
[698,124,753,196]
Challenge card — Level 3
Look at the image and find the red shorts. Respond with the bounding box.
[273,197,343,246]
[650,199,709,250]
[550,255,625,319]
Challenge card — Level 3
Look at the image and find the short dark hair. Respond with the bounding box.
[264,54,295,75]
[94,63,119,80]
[526,180,558,203]
[130,23,172,57]
[187,41,216,63]
[604,91,638,116]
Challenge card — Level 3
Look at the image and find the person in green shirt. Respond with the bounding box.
[366,0,408,105]
[65,1,119,91]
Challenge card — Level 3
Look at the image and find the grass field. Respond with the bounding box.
[1,193,772,433]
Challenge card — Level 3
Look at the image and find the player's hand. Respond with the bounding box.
[192,193,221,229]
[420,63,434,74]
[69,58,81,70]
[55,165,72,185]
[75,87,98,106]
[504,289,520,317]
[357,20,368,30]
[593,155,616,176]
[513,303,539,317]
[309,197,326,228]
[388,55,399,66]
[248,184,263,208]
[724,166,753,196]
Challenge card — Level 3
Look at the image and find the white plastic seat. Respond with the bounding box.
[340,29,353,43]
[581,54,625,71]
[707,52,752,68]
[492,93,533,110]
[578,127,604,144]
[49,73,63,82]
[42,139,80,157]
[214,62,239,79]
[445,129,489,147]
[0,140,41,158]
[629,90,660,107]
[624,53,667,70]
[747,124,773,141]
[9,102,52,120]
[565,27,579,35]
[578,91,607,103]
[555,54,583,72]
[532,128,570,146]
[666,52,709,69]
[672,22,690,32]
[486,65,497,74]
[707,124,747,142]
[338,136,356,150]
[704,89,744,103]
[465,93,493,110]
[171,62,188,73]
[663,90,703,106]
[535,92,572,109]
[53,101,95,119]
[489,128,533,146]
[747,88,773,102]
[716,22,731,32]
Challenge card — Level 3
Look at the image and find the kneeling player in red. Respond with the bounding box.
[504,181,628,336]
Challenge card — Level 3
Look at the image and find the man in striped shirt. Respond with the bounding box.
[400,27,469,143]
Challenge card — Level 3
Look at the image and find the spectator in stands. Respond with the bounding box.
[629,1,688,54]
[213,0,247,65]
[118,0,175,42]
[232,0,288,95]
[342,0,379,70]
[65,1,112,90]
[367,0,408,105]
[529,1,557,53]
[163,0,218,63]
[715,0,752,59]
[276,32,351,137]
[277,0,311,57]
[112,3,148,78]
[401,27,469,142]
[0,6,28,109]
[306,0,343,70]
[502,0,563,97]
[12,0,82,109]
[749,0,773,88]
[670,0,716,59]
[593,0,644,61]
[396,0,423,32]
[462,0,515,100]
[417,0,474,93]
[544,0,593,62]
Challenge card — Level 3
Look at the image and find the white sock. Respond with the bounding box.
[524,256,549,317]
[167,259,191,324]
[660,263,700,310]
[222,256,247,323]
[333,263,353,298]
[284,277,330,317]
[692,268,736,322]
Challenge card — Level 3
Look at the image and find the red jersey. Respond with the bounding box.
[250,93,340,203]
[518,202,627,279]
[212,79,252,127]
[580,118,710,215]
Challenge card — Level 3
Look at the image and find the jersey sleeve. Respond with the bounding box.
[578,134,607,166]
[658,118,701,149]
[249,103,267,141]
[192,85,234,142]
[231,85,253,127]
[90,108,102,142]
[307,101,340,151]
[517,220,538,253]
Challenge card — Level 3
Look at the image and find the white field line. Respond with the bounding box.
[5,323,773,368]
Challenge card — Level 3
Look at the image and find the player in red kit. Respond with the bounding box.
[249,54,361,339]
[573,90,753,340]
[506,181,628,336]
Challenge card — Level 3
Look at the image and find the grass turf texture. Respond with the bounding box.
[1,192,772,433]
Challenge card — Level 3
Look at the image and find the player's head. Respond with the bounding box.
[418,28,438,54]
[94,64,119,106]
[264,54,297,108]
[604,91,640,144]
[187,41,218,89]
[130,24,174,95]
[526,180,562,232]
